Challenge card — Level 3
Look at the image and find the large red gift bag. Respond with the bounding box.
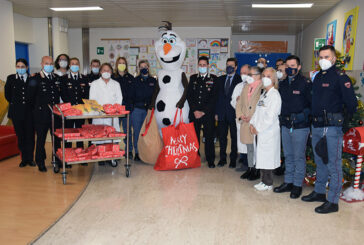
[154,109,201,171]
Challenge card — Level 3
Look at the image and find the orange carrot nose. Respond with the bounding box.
[163,43,172,55]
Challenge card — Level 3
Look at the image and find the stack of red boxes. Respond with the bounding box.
[53,103,82,116]
[54,125,126,140]
[57,144,125,162]
[103,104,128,115]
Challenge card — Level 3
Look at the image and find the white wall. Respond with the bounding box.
[231,34,296,54]
[52,17,69,59]
[88,27,231,65]
[13,13,34,44]
[68,28,83,69]
[0,0,15,81]
[28,18,49,73]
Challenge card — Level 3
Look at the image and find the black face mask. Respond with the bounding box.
[285,67,298,76]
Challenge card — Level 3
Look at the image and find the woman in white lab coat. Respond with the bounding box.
[89,63,123,165]
[249,67,282,191]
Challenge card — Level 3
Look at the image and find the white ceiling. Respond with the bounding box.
[11,0,341,34]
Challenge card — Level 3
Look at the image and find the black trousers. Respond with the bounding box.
[65,119,84,148]
[217,119,237,163]
[191,115,215,164]
[12,116,34,163]
[34,119,61,164]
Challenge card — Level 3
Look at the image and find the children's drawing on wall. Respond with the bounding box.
[326,20,337,47]
[342,6,359,70]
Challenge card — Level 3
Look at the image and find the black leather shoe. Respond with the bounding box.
[217,160,226,167]
[315,201,338,214]
[98,161,105,166]
[229,162,236,168]
[28,161,36,167]
[19,161,27,168]
[134,153,141,161]
[66,164,72,169]
[274,183,293,193]
[38,164,47,172]
[208,162,215,168]
[240,167,252,179]
[248,168,260,181]
[128,152,133,159]
[290,186,302,199]
[301,191,326,202]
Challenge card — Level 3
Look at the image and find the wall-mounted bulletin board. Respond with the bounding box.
[101,38,230,78]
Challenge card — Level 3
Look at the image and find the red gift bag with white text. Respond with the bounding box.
[154,109,201,170]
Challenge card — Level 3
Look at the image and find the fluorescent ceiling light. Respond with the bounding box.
[252,3,313,8]
[50,6,103,11]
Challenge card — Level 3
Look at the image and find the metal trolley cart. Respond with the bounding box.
[50,105,130,184]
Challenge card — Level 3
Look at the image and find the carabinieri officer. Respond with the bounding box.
[60,57,89,151]
[274,55,312,199]
[28,56,62,172]
[301,45,357,214]
[187,56,218,168]
[4,58,35,168]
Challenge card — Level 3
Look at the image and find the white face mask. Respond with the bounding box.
[319,59,333,71]
[262,77,272,87]
[257,63,264,69]
[246,76,255,84]
[101,72,111,79]
[241,74,248,81]
[276,71,283,80]
[59,60,68,68]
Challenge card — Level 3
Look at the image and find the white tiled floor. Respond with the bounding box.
[34,159,364,245]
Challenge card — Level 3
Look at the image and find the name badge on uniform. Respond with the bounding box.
[206,80,213,85]
[322,83,330,87]
[67,82,72,86]
[293,90,300,95]
[149,83,154,86]
[257,100,265,106]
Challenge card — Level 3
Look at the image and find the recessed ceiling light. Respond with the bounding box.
[50,6,103,11]
[252,3,313,8]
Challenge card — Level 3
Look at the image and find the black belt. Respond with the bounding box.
[313,112,344,127]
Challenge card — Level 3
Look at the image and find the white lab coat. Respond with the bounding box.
[89,77,123,144]
[231,81,247,154]
[250,87,281,170]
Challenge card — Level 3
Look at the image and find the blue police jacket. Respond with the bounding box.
[312,65,357,117]
[130,75,157,110]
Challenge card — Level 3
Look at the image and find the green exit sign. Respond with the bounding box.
[97,47,104,55]
[314,38,326,50]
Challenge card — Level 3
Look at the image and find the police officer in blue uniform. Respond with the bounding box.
[61,57,89,151]
[187,56,218,168]
[129,60,157,161]
[28,56,62,172]
[112,57,135,158]
[4,58,35,167]
[301,45,357,214]
[274,55,312,199]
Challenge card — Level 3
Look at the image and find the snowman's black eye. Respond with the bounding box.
[163,39,168,44]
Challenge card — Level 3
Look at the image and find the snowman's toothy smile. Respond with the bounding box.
[161,54,180,63]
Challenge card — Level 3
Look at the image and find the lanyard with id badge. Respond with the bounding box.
[257,92,267,107]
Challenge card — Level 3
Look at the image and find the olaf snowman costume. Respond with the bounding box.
[153,30,189,130]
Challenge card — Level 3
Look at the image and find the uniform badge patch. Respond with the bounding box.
[322,83,330,87]
[344,82,351,88]
[293,90,300,94]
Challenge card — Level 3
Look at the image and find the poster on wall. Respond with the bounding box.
[101,38,229,77]
[238,41,288,53]
[342,6,360,70]
[326,20,337,47]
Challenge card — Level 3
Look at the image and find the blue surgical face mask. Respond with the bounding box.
[43,65,54,73]
[199,67,207,74]
[70,65,80,73]
[91,67,99,74]
[16,68,27,75]
[141,68,149,75]
[285,67,298,77]
[226,66,235,75]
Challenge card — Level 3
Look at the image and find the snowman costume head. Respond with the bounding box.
[153,27,190,130]
[155,31,186,71]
